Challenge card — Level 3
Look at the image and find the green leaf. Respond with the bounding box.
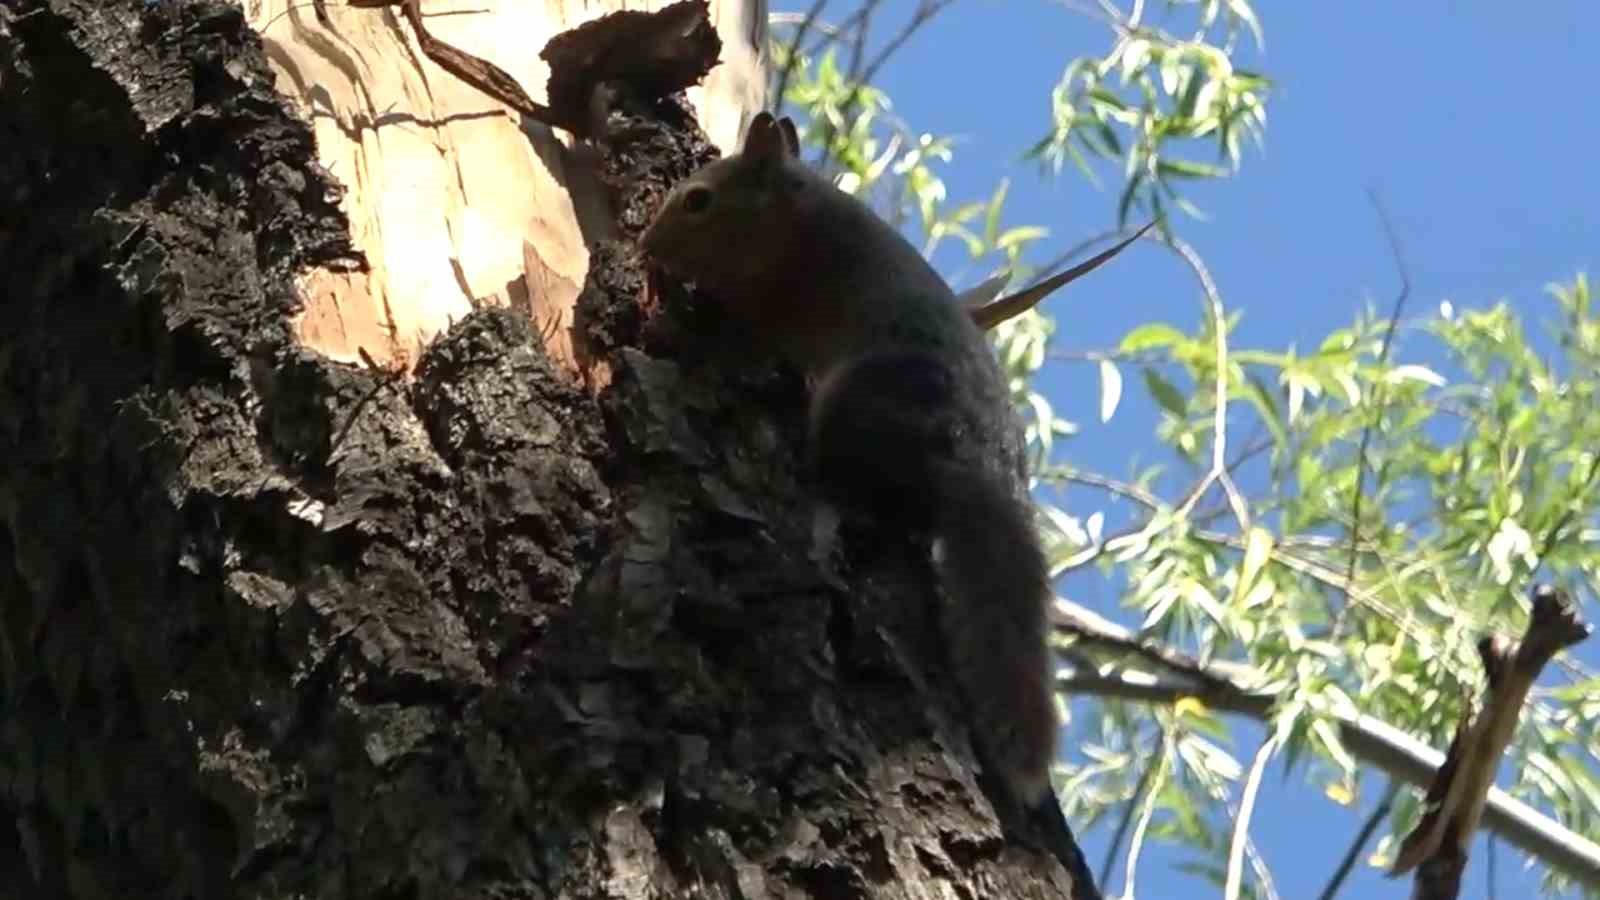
[1175,65,1206,119]
[983,179,1010,247]
[1311,717,1357,776]
[1144,366,1188,417]
[1244,373,1289,450]
[1120,322,1187,353]
[1236,527,1274,606]
[1088,86,1130,111]
[1384,364,1448,387]
[1157,158,1232,180]
[1117,170,1146,227]
[1229,0,1266,49]
[997,226,1049,251]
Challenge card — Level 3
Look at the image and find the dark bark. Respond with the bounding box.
[0,1,1088,897]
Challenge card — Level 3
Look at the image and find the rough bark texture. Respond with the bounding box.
[0,1,1086,897]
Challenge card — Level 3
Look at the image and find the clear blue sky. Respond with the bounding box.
[782,1,1599,896]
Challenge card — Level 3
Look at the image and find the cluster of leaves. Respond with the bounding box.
[772,43,1049,269]
[771,3,1597,897]
[1029,0,1270,224]
[1046,276,1600,898]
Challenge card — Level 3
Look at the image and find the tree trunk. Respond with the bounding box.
[0,1,1091,897]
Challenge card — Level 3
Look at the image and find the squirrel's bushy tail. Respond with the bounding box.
[931,464,1059,805]
[808,349,1058,803]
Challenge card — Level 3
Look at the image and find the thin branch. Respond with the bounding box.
[1054,599,1255,691]
[1188,747,1283,900]
[259,0,489,36]
[327,347,405,465]
[1102,228,1247,537]
[1099,734,1165,890]
[771,0,830,106]
[1050,654,1600,889]
[1048,469,1162,510]
[842,0,884,86]
[1126,0,1147,30]
[854,0,953,91]
[970,223,1153,330]
[1316,783,1397,900]
[1092,0,1124,27]
[1330,189,1411,637]
[1025,228,1140,290]
[1120,733,1171,899]
[1225,732,1281,900]
[815,0,955,170]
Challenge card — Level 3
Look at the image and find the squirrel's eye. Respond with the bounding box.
[681,186,713,215]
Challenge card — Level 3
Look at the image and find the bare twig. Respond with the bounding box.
[1098,734,1165,890]
[968,222,1154,330]
[1225,732,1280,900]
[815,0,956,170]
[1119,733,1171,900]
[771,0,830,107]
[1164,230,1250,529]
[1048,468,1163,510]
[1188,750,1283,900]
[1317,783,1397,900]
[1330,189,1411,637]
[327,347,406,464]
[1126,0,1146,30]
[259,0,489,34]
[347,0,556,121]
[842,0,884,86]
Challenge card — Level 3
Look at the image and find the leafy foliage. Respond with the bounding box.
[1028,0,1270,225]
[771,3,1596,897]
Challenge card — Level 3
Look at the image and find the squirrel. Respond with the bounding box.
[639,111,1063,838]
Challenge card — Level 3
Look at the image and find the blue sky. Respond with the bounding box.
[780,1,1598,897]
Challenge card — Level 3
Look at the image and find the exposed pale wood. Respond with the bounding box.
[246,0,767,372]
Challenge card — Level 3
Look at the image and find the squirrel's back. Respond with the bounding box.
[642,113,1057,808]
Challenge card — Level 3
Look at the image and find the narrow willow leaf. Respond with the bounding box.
[1311,718,1357,775]
[1099,359,1124,422]
[1144,366,1188,416]
[1235,527,1274,606]
[1385,364,1447,387]
[1120,322,1187,353]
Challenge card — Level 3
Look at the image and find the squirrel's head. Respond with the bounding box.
[640,112,810,297]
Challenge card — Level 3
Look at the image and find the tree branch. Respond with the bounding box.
[1226,732,1280,900]
[1316,783,1396,900]
[1050,596,1600,889]
[1389,585,1592,898]
[1330,188,1411,637]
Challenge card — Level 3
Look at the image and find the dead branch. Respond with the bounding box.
[1389,584,1591,899]
[967,221,1154,330]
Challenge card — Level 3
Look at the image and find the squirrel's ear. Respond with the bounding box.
[742,111,793,166]
[777,117,800,156]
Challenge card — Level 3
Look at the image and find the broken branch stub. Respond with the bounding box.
[542,0,723,141]
[1390,584,1591,900]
